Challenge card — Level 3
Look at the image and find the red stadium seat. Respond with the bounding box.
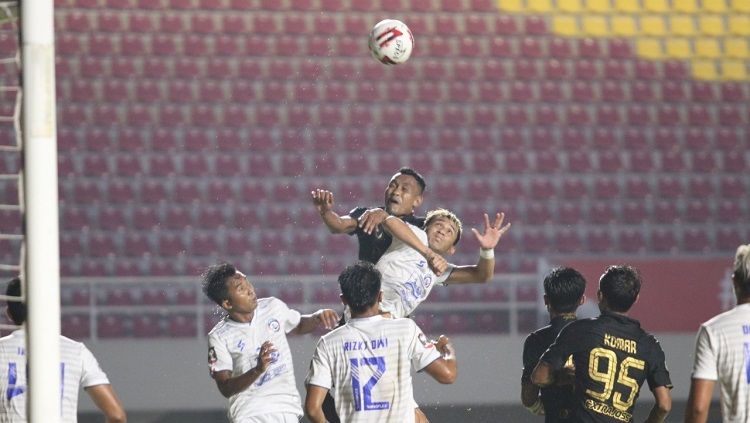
[557,202,583,225]
[719,176,746,198]
[168,314,197,338]
[97,315,130,338]
[155,232,186,256]
[716,200,742,221]
[687,176,714,198]
[124,232,150,257]
[684,200,710,223]
[656,176,684,199]
[618,228,646,253]
[133,314,163,338]
[651,229,678,253]
[653,200,679,224]
[62,314,90,340]
[585,229,614,253]
[163,206,191,230]
[589,202,617,224]
[621,202,648,224]
[717,227,744,250]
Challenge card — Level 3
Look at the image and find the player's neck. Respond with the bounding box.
[736,296,750,306]
[350,305,381,319]
[228,310,254,324]
[550,311,576,320]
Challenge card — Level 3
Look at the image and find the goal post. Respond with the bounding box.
[21,0,61,421]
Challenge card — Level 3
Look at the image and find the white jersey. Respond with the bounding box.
[375,223,453,318]
[0,330,110,423]
[306,315,441,423]
[207,297,303,422]
[692,303,750,423]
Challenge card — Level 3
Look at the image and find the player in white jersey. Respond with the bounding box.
[304,261,457,423]
[374,208,510,318]
[686,243,750,423]
[0,278,126,423]
[202,263,339,423]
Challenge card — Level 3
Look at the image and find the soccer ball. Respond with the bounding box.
[368,19,414,65]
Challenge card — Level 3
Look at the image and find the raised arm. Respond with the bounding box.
[644,385,672,423]
[86,384,127,423]
[291,309,340,335]
[311,189,358,234]
[446,212,511,284]
[212,341,275,398]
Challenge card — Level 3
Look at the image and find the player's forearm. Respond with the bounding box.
[644,404,670,423]
[531,362,554,387]
[684,408,708,423]
[305,406,327,423]
[319,210,355,234]
[383,216,429,255]
[216,368,263,398]
[473,252,494,282]
[294,314,320,335]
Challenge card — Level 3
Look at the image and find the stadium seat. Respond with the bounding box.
[651,229,678,253]
[190,232,220,257]
[719,175,746,198]
[585,228,614,253]
[123,232,150,257]
[618,228,646,253]
[173,179,203,204]
[133,314,164,338]
[155,232,186,256]
[717,227,744,250]
[716,200,742,221]
[653,200,679,224]
[685,200,710,223]
[98,315,130,338]
[602,81,626,101]
[163,205,192,230]
[133,207,160,230]
[62,314,90,340]
[589,202,617,224]
[621,201,648,224]
[88,232,118,257]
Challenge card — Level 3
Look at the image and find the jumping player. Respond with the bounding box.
[532,265,672,423]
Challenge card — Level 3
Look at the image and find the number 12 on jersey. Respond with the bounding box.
[350,356,391,412]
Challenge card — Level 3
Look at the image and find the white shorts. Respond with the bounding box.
[234,413,299,423]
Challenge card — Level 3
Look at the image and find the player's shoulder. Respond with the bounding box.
[258,296,291,313]
[348,206,372,218]
[702,305,749,329]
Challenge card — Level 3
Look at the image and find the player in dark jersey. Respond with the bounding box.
[521,267,587,422]
[311,167,427,423]
[532,265,672,423]
[311,167,426,264]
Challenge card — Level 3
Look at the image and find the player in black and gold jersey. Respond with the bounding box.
[521,267,587,422]
[532,265,672,423]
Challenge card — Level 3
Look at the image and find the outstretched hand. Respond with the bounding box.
[310,189,335,215]
[314,309,340,330]
[471,212,511,250]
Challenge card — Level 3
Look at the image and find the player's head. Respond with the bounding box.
[202,262,257,313]
[543,267,587,314]
[733,244,750,298]
[598,265,641,313]
[384,167,426,216]
[5,277,25,325]
[425,208,462,255]
[338,261,382,315]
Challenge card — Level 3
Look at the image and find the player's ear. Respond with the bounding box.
[221,298,232,311]
[377,290,383,303]
[578,295,586,305]
[339,294,348,307]
[413,193,423,209]
[446,245,456,255]
[543,295,549,306]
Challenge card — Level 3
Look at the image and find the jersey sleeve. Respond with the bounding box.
[272,297,302,333]
[691,325,718,381]
[645,336,673,390]
[79,343,110,388]
[539,323,579,371]
[347,206,368,236]
[305,338,333,390]
[408,321,442,372]
[208,331,233,375]
[435,264,456,286]
[521,333,542,383]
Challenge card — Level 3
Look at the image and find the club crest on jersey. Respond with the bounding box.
[418,332,434,349]
[267,318,281,333]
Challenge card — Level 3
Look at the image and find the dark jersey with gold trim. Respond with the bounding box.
[348,207,425,264]
[522,315,577,422]
[540,311,672,423]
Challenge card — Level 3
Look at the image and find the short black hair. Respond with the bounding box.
[202,262,237,306]
[599,265,641,313]
[543,267,586,313]
[398,167,426,194]
[6,277,25,325]
[339,261,381,314]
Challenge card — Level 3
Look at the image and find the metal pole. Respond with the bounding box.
[21,0,60,421]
